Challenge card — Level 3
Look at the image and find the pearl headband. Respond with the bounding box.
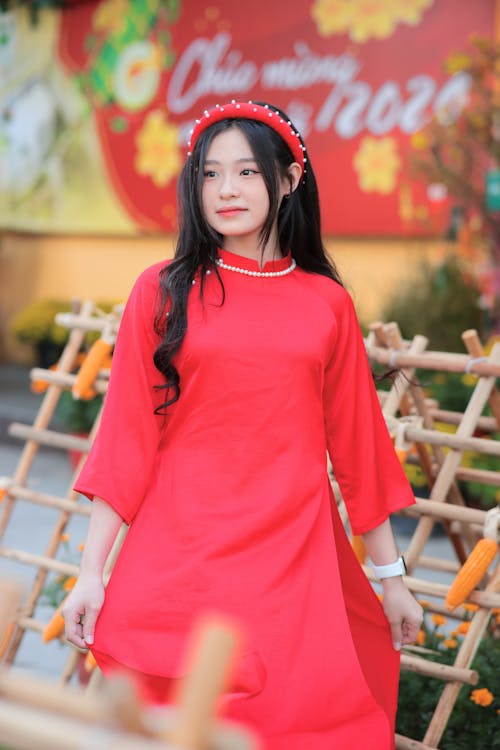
[187,100,307,179]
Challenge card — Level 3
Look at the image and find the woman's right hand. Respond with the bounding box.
[62,574,105,649]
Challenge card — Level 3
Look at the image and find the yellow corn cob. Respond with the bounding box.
[351,535,367,565]
[445,537,498,611]
[72,338,113,400]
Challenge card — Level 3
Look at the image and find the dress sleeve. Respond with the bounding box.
[74,265,166,524]
[323,288,415,535]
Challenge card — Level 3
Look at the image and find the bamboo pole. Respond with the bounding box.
[3,354,105,666]
[408,498,487,526]
[0,484,90,516]
[400,654,478,685]
[413,556,460,574]
[404,343,500,573]
[365,344,500,377]
[462,329,500,428]
[402,425,500,456]
[30,367,109,395]
[423,561,500,746]
[0,302,92,542]
[380,324,472,560]
[381,330,429,417]
[55,310,122,333]
[166,615,243,749]
[395,734,439,750]
[427,409,498,433]
[7,424,91,453]
[364,570,500,609]
[0,548,79,576]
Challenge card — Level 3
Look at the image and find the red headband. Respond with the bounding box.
[187,101,307,179]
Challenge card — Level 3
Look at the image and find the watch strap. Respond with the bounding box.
[371,556,407,580]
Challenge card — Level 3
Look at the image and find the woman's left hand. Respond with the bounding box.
[380,577,424,651]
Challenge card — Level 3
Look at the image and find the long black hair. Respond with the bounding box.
[153,103,343,411]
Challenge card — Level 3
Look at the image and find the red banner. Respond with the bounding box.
[58,0,495,236]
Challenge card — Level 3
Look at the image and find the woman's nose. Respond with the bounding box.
[219,175,239,198]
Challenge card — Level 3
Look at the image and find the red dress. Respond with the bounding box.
[75,249,415,749]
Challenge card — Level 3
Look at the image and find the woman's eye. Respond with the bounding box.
[203,170,217,178]
[241,168,259,176]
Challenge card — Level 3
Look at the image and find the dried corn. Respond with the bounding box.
[72,338,113,400]
[445,537,498,611]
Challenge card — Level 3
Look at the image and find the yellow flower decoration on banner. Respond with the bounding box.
[395,0,433,26]
[470,688,494,707]
[311,0,352,37]
[93,0,129,34]
[135,110,181,188]
[353,137,401,195]
[311,0,433,42]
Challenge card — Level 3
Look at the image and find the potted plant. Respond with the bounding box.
[9,299,73,367]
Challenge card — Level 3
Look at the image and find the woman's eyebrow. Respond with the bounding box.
[204,157,258,165]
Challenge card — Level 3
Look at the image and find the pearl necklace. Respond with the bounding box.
[216,257,296,278]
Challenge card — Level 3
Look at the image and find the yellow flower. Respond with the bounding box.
[395,0,433,26]
[470,688,494,707]
[443,638,458,649]
[457,621,471,635]
[461,373,478,387]
[311,0,352,37]
[310,0,432,42]
[416,629,425,645]
[410,130,430,151]
[462,603,479,612]
[431,614,446,627]
[135,110,181,188]
[93,0,128,34]
[445,52,473,75]
[353,137,401,195]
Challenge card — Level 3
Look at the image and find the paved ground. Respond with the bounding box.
[0,363,456,682]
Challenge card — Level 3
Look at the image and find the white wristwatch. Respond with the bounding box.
[371,556,407,580]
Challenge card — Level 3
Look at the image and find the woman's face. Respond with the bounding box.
[201,126,288,249]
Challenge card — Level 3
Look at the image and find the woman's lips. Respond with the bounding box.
[216,207,247,217]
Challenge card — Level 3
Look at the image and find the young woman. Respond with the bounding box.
[64,101,423,749]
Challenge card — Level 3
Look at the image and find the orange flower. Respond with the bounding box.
[0,488,6,503]
[63,576,77,591]
[470,688,494,707]
[60,533,70,543]
[462,603,479,612]
[443,638,458,649]
[457,621,471,635]
[418,600,430,610]
[416,629,425,646]
[431,614,447,627]
[78,543,85,552]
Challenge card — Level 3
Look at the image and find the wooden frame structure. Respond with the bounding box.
[0,307,499,749]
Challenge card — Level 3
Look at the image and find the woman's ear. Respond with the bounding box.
[287,162,302,194]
